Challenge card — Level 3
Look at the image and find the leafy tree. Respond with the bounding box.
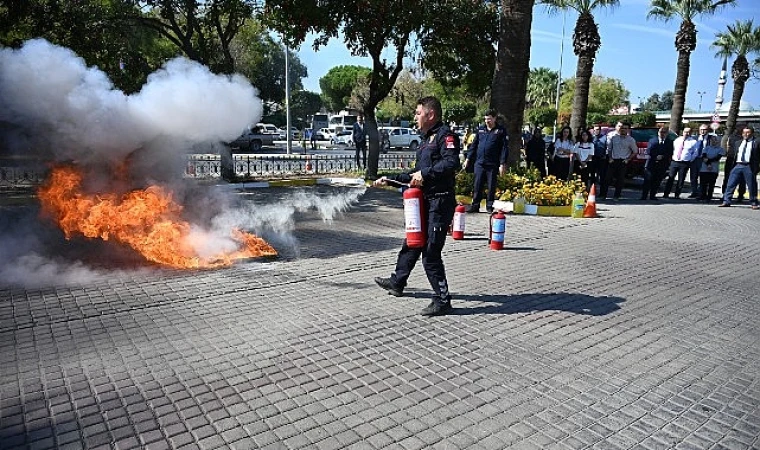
[0,0,174,93]
[526,107,558,128]
[318,65,372,112]
[290,90,323,126]
[264,0,495,178]
[491,0,537,164]
[376,70,427,123]
[120,0,256,74]
[229,21,306,113]
[641,90,675,111]
[527,67,560,109]
[558,75,629,117]
[647,0,737,133]
[539,0,619,134]
[711,19,760,141]
[418,1,499,97]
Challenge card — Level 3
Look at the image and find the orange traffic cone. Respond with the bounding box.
[583,184,598,218]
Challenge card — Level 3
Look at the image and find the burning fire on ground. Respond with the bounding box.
[38,165,277,269]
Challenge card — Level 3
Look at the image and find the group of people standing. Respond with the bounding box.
[523,121,759,207]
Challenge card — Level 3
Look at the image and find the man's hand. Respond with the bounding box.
[499,164,507,176]
[410,171,423,187]
[372,176,388,187]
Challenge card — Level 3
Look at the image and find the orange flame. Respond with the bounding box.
[37,165,277,268]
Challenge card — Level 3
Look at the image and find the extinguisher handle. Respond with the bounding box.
[384,179,410,188]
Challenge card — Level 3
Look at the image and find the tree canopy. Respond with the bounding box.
[318,65,371,112]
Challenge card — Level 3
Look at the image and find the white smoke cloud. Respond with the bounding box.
[0,38,262,165]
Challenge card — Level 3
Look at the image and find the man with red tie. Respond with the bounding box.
[663,127,697,199]
[719,126,759,209]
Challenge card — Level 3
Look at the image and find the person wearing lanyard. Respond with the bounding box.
[719,126,759,209]
[689,124,710,197]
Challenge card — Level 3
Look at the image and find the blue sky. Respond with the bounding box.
[295,0,760,112]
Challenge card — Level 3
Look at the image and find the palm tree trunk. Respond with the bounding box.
[570,54,594,134]
[725,55,749,139]
[669,50,691,134]
[491,0,535,165]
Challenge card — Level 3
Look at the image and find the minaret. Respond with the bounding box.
[715,56,727,112]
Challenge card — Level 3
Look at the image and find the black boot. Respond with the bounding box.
[374,277,403,297]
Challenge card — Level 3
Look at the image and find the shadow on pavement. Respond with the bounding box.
[451,292,625,316]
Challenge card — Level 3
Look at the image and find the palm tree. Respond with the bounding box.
[527,67,560,108]
[491,0,536,165]
[647,0,737,133]
[540,0,618,134]
[712,20,760,145]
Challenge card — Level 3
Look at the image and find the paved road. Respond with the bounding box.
[1,185,759,450]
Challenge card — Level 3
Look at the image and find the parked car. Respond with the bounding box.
[256,123,279,135]
[380,126,420,151]
[332,130,353,146]
[278,126,301,140]
[319,128,337,142]
[304,128,329,141]
[228,124,277,152]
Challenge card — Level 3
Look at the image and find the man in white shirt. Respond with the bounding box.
[663,127,697,199]
[601,122,637,200]
[719,126,759,209]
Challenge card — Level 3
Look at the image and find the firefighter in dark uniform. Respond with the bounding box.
[373,96,460,316]
[463,109,508,213]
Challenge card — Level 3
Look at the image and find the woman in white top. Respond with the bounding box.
[552,126,574,180]
[573,129,595,189]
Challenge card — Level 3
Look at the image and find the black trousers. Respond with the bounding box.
[699,172,718,200]
[552,157,572,180]
[663,161,690,197]
[391,196,456,300]
[471,164,500,209]
[641,163,668,199]
[602,160,628,198]
[355,140,367,168]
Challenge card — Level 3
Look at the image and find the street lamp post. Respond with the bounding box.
[697,91,706,112]
[553,9,567,140]
[284,43,292,155]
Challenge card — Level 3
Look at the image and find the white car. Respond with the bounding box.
[277,126,301,139]
[332,130,354,146]
[319,128,337,142]
[380,127,421,151]
[256,123,279,135]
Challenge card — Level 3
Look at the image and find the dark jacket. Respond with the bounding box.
[467,125,508,167]
[391,122,460,198]
[733,138,760,174]
[644,136,674,170]
[352,122,366,144]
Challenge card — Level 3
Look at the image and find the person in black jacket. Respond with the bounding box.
[352,115,367,169]
[463,109,508,213]
[525,128,547,178]
[373,96,460,316]
[640,126,674,200]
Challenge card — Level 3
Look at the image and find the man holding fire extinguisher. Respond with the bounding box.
[372,96,460,316]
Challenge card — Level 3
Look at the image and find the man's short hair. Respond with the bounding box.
[484,109,497,118]
[743,125,755,133]
[417,96,442,120]
[620,121,631,128]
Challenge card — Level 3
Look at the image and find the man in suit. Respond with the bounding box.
[722,127,747,202]
[352,115,367,169]
[688,124,710,197]
[640,126,674,200]
[719,126,759,209]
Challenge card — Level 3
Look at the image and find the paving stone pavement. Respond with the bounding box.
[1,186,759,450]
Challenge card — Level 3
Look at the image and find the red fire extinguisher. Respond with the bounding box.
[489,210,506,250]
[403,186,426,248]
[452,204,465,240]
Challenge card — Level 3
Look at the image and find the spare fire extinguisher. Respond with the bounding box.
[489,210,506,250]
[403,186,426,248]
[451,204,465,240]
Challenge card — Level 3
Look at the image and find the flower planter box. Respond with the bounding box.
[524,204,538,215]
[537,205,572,216]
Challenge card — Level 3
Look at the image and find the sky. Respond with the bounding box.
[294,0,760,112]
